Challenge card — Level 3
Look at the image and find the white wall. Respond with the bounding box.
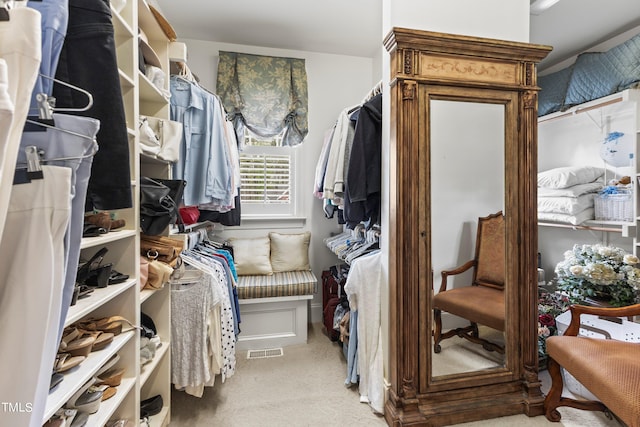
[181,39,377,322]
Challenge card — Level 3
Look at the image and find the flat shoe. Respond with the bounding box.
[65,378,102,414]
[54,353,85,373]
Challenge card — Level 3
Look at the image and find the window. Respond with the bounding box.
[239,131,297,217]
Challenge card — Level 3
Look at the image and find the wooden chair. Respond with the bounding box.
[433,211,505,354]
[544,303,640,427]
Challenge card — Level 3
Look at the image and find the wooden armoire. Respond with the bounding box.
[383,28,551,426]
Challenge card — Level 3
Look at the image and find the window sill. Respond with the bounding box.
[240,215,307,229]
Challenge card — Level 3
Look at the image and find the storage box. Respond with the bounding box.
[594,191,633,222]
[554,310,640,399]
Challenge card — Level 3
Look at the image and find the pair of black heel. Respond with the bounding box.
[71,247,131,306]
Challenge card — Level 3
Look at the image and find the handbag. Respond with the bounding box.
[140,177,177,235]
[139,115,183,162]
[179,205,200,225]
[139,256,149,290]
[140,234,184,267]
[145,253,173,290]
[139,117,161,157]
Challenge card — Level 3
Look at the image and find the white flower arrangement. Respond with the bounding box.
[554,244,640,306]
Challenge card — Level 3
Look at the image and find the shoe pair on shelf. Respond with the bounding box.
[84,211,126,233]
[64,354,124,416]
[75,247,129,291]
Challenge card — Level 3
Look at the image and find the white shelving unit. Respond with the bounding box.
[137,0,173,426]
[537,88,640,273]
[43,1,174,425]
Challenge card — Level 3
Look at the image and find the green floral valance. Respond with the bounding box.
[216,51,309,147]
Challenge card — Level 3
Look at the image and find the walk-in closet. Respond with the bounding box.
[1,1,639,426]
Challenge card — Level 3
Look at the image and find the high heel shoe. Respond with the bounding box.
[59,327,96,358]
[97,367,125,387]
[95,353,123,387]
[76,247,108,285]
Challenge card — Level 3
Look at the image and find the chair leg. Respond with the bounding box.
[544,357,564,422]
[433,309,443,353]
[544,356,608,423]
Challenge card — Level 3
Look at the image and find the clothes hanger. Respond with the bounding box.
[27,74,94,120]
[13,146,43,184]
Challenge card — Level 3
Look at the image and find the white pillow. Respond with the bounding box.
[537,166,603,189]
[269,232,311,273]
[228,237,273,276]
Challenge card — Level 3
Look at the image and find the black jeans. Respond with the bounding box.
[54,0,132,210]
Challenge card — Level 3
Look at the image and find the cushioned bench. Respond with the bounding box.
[229,232,317,351]
[235,271,317,351]
[236,270,317,299]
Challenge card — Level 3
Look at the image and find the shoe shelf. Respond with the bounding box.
[44,330,135,422]
[88,375,136,427]
[65,279,137,326]
[140,341,170,387]
[80,230,137,250]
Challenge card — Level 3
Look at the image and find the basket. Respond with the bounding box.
[594,191,633,222]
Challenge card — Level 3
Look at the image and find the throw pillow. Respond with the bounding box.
[269,232,311,273]
[228,236,273,276]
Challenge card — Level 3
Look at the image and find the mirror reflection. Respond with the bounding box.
[429,99,506,377]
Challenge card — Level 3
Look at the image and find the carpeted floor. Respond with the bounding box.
[169,323,622,427]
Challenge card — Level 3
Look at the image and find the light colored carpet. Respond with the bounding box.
[169,323,622,427]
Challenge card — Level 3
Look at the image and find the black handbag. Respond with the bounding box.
[140,177,182,235]
[155,178,187,232]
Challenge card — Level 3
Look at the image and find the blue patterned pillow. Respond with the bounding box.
[538,65,574,116]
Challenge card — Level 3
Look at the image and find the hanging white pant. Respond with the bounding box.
[0,166,71,427]
[0,7,42,243]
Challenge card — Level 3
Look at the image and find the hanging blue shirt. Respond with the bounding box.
[170,76,232,207]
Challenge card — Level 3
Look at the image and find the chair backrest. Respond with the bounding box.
[473,211,505,289]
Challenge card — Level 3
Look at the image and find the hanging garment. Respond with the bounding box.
[0,7,41,243]
[0,166,72,427]
[18,113,99,344]
[170,76,234,207]
[345,93,382,229]
[53,0,132,210]
[181,252,237,383]
[27,0,69,110]
[344,250,384,414]
[171,272,221,397]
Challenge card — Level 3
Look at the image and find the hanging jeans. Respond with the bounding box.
[19,113,99,345]
[53,0,132,211]
[0,7,41,244]
[0,166,71,427]
[28,0,69,111]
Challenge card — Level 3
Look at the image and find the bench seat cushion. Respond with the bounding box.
[237,270,317,299]
[547,336,640,427]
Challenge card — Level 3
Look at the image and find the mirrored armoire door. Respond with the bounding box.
[384,28,551,426]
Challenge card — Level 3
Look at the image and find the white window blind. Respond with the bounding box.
[239,153,291,205]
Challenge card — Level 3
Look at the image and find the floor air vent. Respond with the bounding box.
[247,348,284,360]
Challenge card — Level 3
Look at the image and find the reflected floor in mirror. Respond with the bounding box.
[432,326,504,377]
[170,323,621,427]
